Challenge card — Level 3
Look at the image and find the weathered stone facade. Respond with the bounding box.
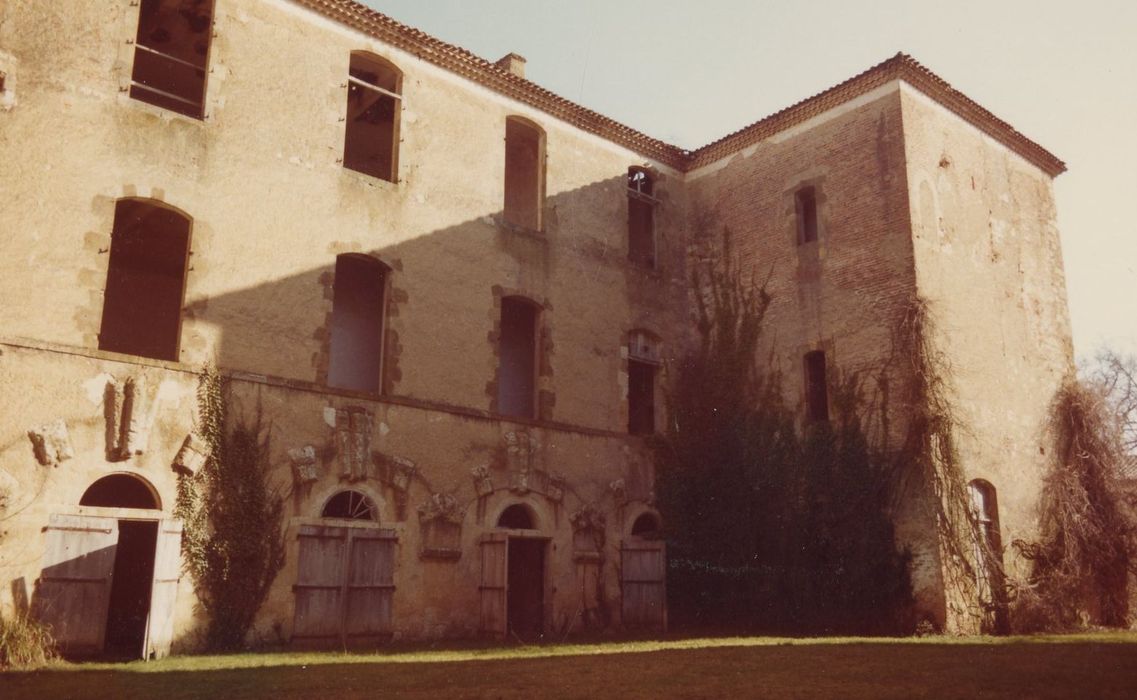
[0,0,1072,652]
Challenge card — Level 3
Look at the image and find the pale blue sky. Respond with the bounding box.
[365,0,1137,360]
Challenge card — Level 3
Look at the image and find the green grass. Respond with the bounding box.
[4,633,1137,699]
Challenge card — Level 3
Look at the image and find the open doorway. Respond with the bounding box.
[36,473,180,659]
[103,521,157,657]
[507,538,545,640]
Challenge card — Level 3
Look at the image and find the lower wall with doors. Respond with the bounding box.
[0,340,666,654]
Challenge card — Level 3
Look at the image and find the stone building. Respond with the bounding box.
[0,0,1072,656]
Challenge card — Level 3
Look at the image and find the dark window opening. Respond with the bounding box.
[631,513,662,539]
[327,254,387,393]
[628,168,656,267]
[0,72,6,93]
[504,117,544,230]
[343,52,401,182]
[498,504,535,529]
[804,350,829,423]
[796,186,818,244]
[322,490,377,521]
[79,474,161,510]
[99,199,191,362]
[628,359,656,435]
[498,296,538,419]
[129,0,214,118]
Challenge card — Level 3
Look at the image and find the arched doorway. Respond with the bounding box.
[36,473,180,660]
[292,489,396,648]
[622,509,667,631]
[480,502,547,640]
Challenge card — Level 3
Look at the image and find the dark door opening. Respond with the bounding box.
[104,520,158,658]
[506,538,545,641]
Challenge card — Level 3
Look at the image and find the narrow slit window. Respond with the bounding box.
[129,0,214,119]
[503,117,545,231]
[498,296,539,419]
[628,167,657,268]
[99,199,191,362]
[327,254,388,394]
[804,350,829,423]
[343,52,402,182]
[796,186,818,244]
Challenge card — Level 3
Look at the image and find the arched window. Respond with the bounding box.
[343,52,402,182]
[321,490,377,521]
[327,254,388,393]
[498,296,540,419]
[627,167,657,268]
[129,0,214,118]
[99,198,191,362]
[628,331,661,435]
[968,479,1008,632]
[497,503,536,529]
[80,473,161,510]
[503,117,545,231]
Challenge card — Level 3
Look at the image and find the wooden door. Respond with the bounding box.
[34,514,119,653]
[478,532,508,637]
[621,539,667,631]
[292,524,396,647]
[144,519,183,660]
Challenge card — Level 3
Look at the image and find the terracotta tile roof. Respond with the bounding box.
[294,2,1066,177]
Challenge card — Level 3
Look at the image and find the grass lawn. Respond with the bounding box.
[4,633,1137,699]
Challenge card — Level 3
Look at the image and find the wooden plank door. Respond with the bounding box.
[292,524,348,644]
[144,519,183,660]
[478,532,508,637]
[343,528,397,642]
[34,514,119,653]
[621,539,667,631]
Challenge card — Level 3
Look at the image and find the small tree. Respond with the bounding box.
[177,365,285,650]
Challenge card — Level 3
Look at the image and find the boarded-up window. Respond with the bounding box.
[498,297,538,419]
[99,199,191,362]
[504,117,544,230]
[130,0,213,118]
[343,52,402,182]
[804,350,829,424]
[621,539,666,631]
[328,255,387,394]
[628,168,656,267]
[292,524,396,647]
[796,186,819,244]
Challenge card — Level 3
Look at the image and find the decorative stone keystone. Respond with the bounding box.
[471,465,494,497]
[608,478,628,507]
[335,407,372,481]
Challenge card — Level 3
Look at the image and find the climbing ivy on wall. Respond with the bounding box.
[176,365,285,651]
[655,228,912,634]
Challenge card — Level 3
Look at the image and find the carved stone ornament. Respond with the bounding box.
[503,430,538,472]
[570,503,607,533]
[417,492,462,524]
[389,456,416,492]
[608,478,628,507]
[546,473,566,503]
[335,407,372,481]
[106,376,152,460]
[288,445,319,485]
[173,434,208,476]
[28,419,74,467]
[471,465,494,497]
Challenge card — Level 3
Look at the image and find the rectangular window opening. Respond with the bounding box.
[327,255,387,394]
[804,350,829,423]
[628,359,656,435]
[504,119,544,231]
[498,297,538,419]
[796,187,818,244]
[343,53,402,182]
[628,169,656,268]
[129,0,214,119]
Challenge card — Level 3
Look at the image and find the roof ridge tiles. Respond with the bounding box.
[293,2,1066,176]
